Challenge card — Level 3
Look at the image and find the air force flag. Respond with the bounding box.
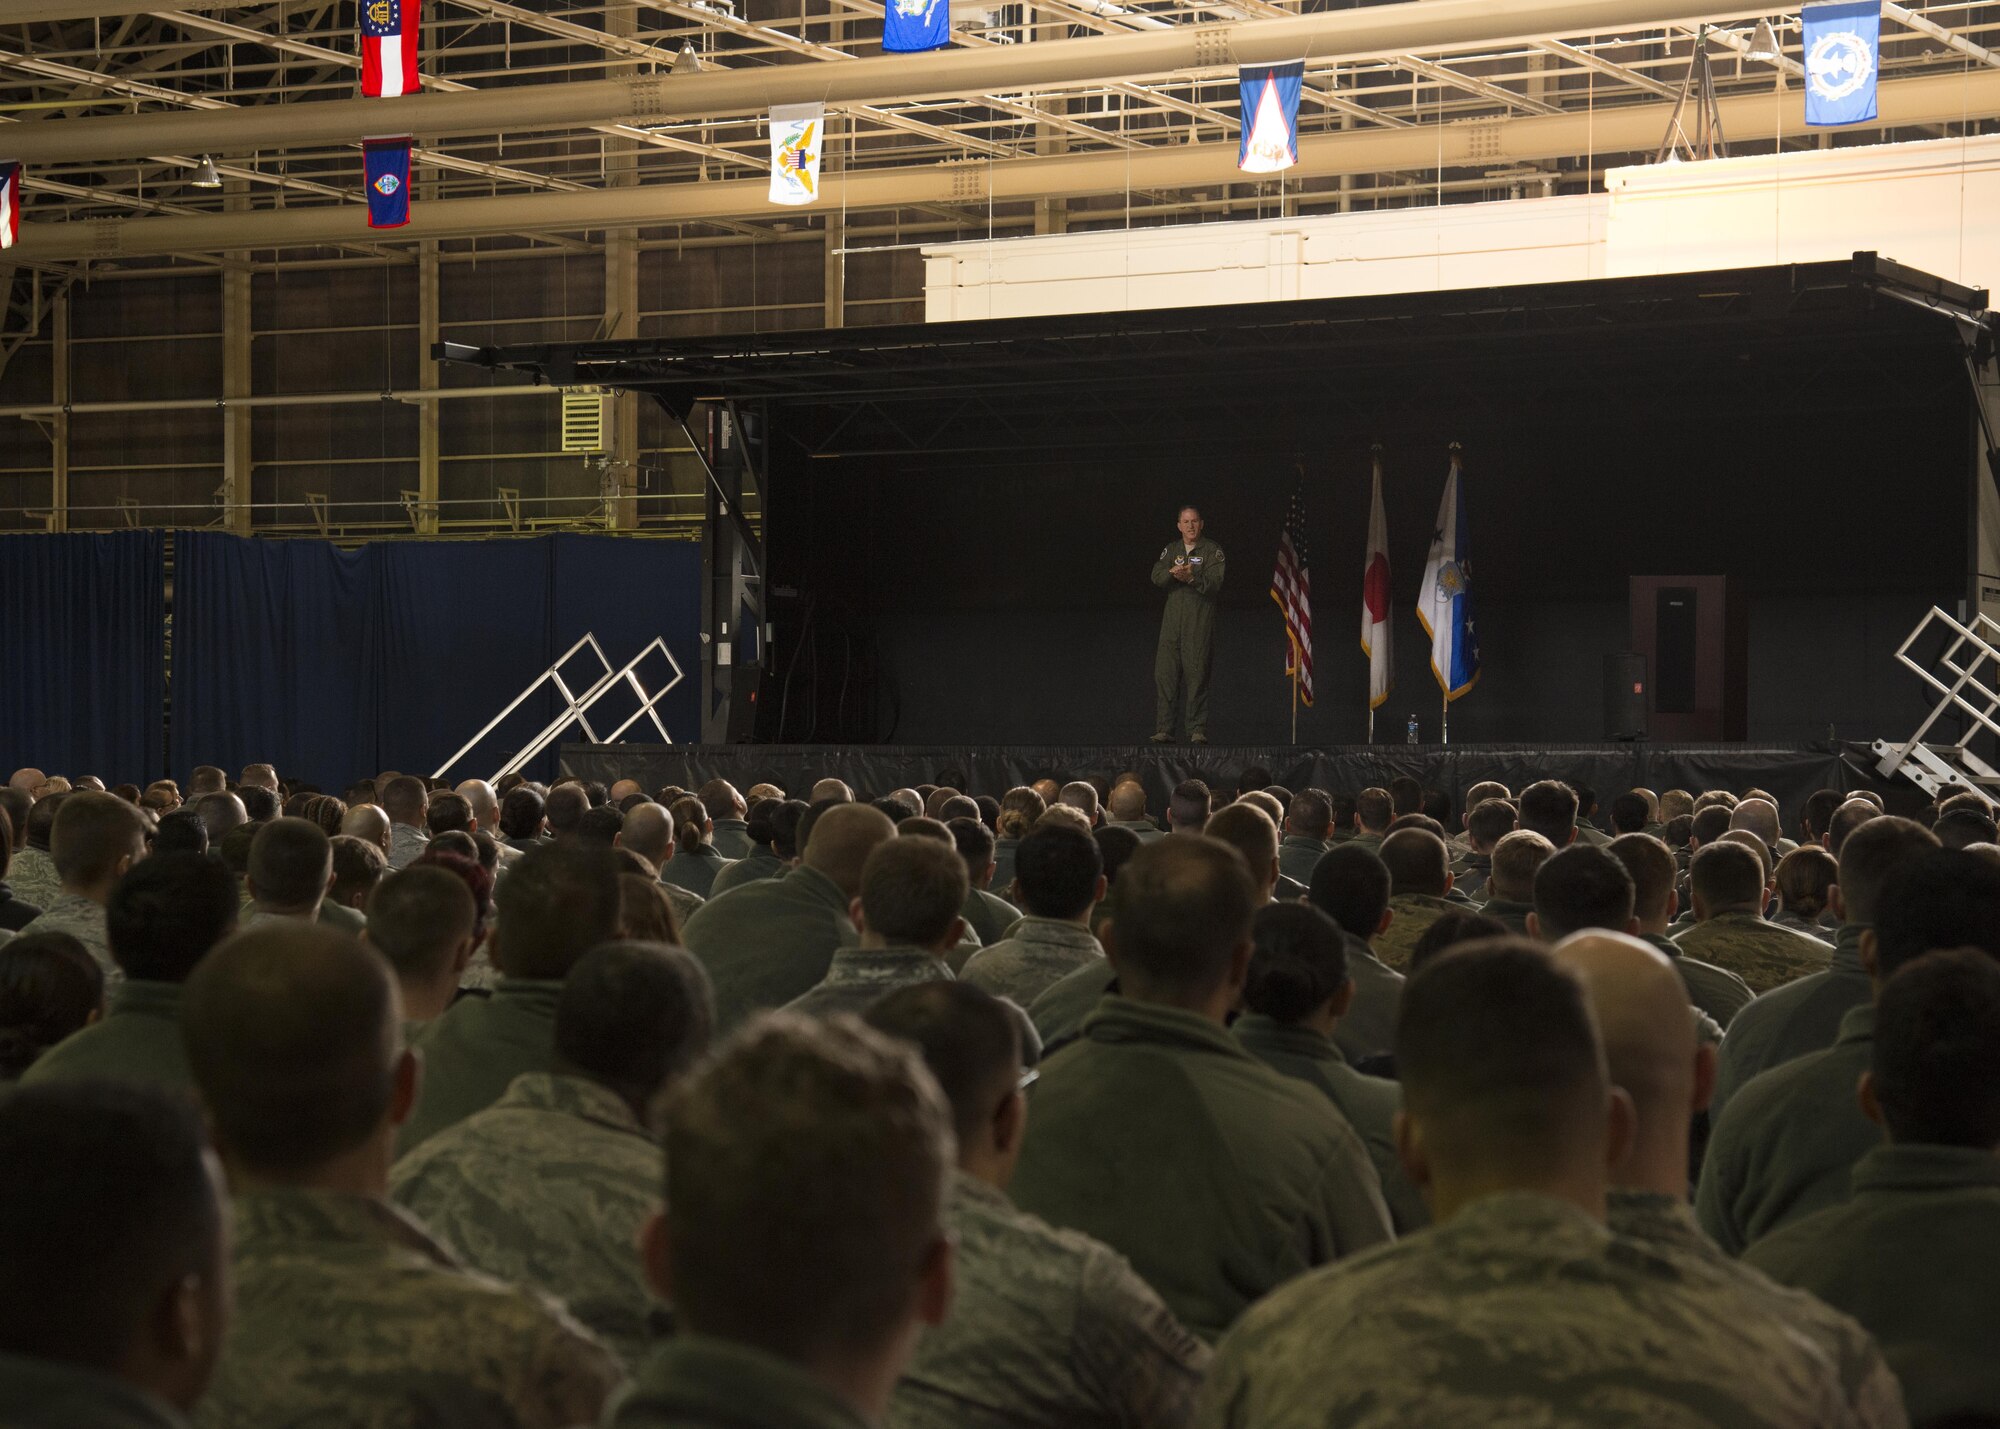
[1238,61,1303,175]
[1803,1,1879,126]
[1417,450,1479,702]
[883,0,950,54]
[363,138,412,229]
[769,105,824,206]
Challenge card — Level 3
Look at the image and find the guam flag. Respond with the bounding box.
[0,163,18,251]
[364,138,412,229]
[361,0,420,99]
[883,0,950,54]
[1803,1,1879,126]
[1238,61,1303,175]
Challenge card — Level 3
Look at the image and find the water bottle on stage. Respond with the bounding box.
[1406,715,1419,745]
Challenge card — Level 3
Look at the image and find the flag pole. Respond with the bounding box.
[1291,661,1299,745]
[1441,690,1449,746]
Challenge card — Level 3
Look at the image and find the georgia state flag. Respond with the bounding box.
[361,0,421,99]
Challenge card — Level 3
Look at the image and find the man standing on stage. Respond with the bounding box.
[1151,505,1226,744]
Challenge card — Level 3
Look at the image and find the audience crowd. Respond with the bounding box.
[2,755,1997,1428]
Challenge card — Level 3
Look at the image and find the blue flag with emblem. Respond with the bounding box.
[363,137,411,229]
[883,0,950,54]
[1803,1,1879,126]
[1417,449,1479,701]
[1238,61,1303,174]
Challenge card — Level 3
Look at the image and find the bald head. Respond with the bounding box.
[340,804,392,856]
[618,802,675,866]
[8,768,45,793]
[182,924,403,1179]
[1727,798,1781,850]
[809,778,854,804]
[454,780,499,830]
[1552,931,1707,1197]
[1107,781,1148,821]
[802,803,898,897]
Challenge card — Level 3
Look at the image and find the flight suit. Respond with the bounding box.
[1152,537,1225,739]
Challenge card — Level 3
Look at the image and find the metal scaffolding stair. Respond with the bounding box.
[1872,607,2000,808]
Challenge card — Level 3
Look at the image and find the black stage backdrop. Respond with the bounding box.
[761,309,1965,749]
[561,740,1923,826]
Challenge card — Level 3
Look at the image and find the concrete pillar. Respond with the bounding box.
[49,285,69,532]
[220,179,252,534]
[604,0,640,530]
[417,241,441,535]
[824,201,846,328]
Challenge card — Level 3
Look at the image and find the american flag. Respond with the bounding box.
[1270,471,1315,705]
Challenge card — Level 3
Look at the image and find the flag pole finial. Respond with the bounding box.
[1370,441,1383,455]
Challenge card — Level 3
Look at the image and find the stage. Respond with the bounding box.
[559,739,1920,819]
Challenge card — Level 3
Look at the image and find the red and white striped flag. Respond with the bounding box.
[1362,446,1394,710]
[1271,469,1315,705]
[0,164,19,251]
[360,0,420,99]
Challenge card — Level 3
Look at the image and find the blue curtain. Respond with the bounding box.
[174,533,701,790]
[0,531,165,784]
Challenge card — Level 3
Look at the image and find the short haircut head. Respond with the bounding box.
[744,798,780,846]
[556,942,714,1107]
[803,803,899,899]
[0,1083,221,1372]
[1285,789,1332,838]
[1385,813,1447,841]
[1409,910,1509,975]
[1398,938,1608,1176]
[1379,828,1449,896]
[858,837,969,946]
[947,815,996,874]
[1658,789,1694,821]
[1873,850,2000,980]
[425,792,473,836]
[0,933,104,1078]
[1205,803,1279,884]
[1106,781,1147,821]
[236,787,279,824]
[1420,788,1452,825]
[189,766,226,794]
[1057,781,1100,821]
[1531,845,1636,940]
[1607,833,1677,924]
[1092,824,1142,890]
[1307,842,1392,941]
[865,981,1023,1152]
[493,840,622,980]
[1516,780,1579,846]
[1690,841,1765,912]
[662,1014,951,1359]
[1802,787,1845,841]
[577,805,627,848]
[152,809,210,857]
[106,853,239,983]
[935,795,979,825]
[50,792,146,886]
[1488,830,1557,902]
[1013,822,1102,920]
[697,779,744,821]
[1466,797,1518,850]
[1728,798,1781,849]
[1354,787,1393,832]
[771,799,810,859]
[329,834,388,908]
[182,924,399,1175]
[1109,837,1256,997]
[1609,792,1651,835]
[1243,902,1349,1024]
[897,817,952,847]
[1827,799,1880,856]
[366,866,477,986]
[1388,776,1423,816]
[380,775,428,824]
[1873,948,2000,1148]
[247,818,332,908]
[543,783,590,836]
[1835,815,1938,927]
[1934,806,2000,851]
[499,786,545,840]
[1168,779,1211,831]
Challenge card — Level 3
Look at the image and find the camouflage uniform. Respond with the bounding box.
[1746,1144,2000,1427]
[1696,1003,1878,1255]
[0,1352,186,1429]
[1010,998,1393,1342]
[389,1073,665,1370]
[16,893,116,987]
[1607,1191,1906,1429]
[959,886,1021,951]
[1331,936,1403,1066]
[706,848,785,900]
[387,822,430,871]
[195,1189,623,1429]
[1276,835,1328,888]
[397,978,564,1154]
[1450,851,1492,902]
[17,980,192,1092]
[1196,1191,1869,1429]
[1640,932,1753,1029]
[887,1172,1210,1429]
[1710,922,1872,1122]
[960,918,1104,1007]
[1232,1013,1429,1234]
[1372,892,1459,971]
[678,865,856,1031]
[608,1335,866,1429]
[1474,896,1533,936]
[780,947,953,1021]
[1672,911,1832,996]
[7,846,61,911]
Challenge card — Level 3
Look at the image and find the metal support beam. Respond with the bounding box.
[48,285,70,534]
[220,183,251,534]
[671,399,765,745]
[1884,3,2000,72]
[417,242,442,535]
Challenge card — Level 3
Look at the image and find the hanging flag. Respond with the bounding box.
[1802,1,1879,126]
[1271,466,1315,706]
[1417,446,1480,702]
[768,104,824,207]
[1361,446,1393,712]
[1238,61,1303,175]
[363,138,412,229]
[360,0,421,99]
[882,0,950,54]
[0,163,18,251]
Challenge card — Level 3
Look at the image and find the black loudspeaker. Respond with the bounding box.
[1604,653,1648,740]
[1655,586,1699,715]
